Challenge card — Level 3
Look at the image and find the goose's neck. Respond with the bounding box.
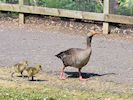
[86,36,93,48]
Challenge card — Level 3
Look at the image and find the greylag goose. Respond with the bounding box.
[26,65,42,81]
[11,61,28,77]
[55,31,98,80]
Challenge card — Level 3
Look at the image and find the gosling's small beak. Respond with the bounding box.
[40,69,44,74]
[41,68,44,72]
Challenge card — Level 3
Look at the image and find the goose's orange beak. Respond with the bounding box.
[87,30,101,37]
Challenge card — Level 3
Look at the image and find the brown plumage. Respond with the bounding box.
[11,61,28,77]
[55,31,98,80]
[26,65,42,81]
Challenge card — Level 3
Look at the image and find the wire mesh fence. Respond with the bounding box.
[117,0,133,16]
[0,0,103,13]
[0,0,132,16]
[0,0,18,4]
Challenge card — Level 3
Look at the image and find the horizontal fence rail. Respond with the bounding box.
[0,0,133,34]
[0,3,132,24]
[0,3,104,21]
[104,14,133,25]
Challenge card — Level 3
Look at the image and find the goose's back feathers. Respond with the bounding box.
[56,48,91,68]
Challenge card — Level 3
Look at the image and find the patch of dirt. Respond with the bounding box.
[0,14,133,44]
[0,14,133,36]
[0,16,133,54]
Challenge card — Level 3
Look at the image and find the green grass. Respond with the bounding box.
[0,11,18,18]
[0,86,133,100]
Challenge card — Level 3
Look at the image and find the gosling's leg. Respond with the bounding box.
[31,76,34,81]
[60,66,66,80]
[78,68,87,81]
[11,72,14,77]
[28,76,30,81]
[21,71,24,78]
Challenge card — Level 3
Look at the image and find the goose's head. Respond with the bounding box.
[87,30,99,37]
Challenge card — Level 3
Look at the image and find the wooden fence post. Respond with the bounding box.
[19,0,29,25]
[103,0,115,34]
[19,0,24,25]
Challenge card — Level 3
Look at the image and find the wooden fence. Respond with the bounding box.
[0,0,133,34]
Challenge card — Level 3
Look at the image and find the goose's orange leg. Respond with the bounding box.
[78,68,87,81]
[60,66,66,80]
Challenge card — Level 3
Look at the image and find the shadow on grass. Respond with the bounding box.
[17,75,28,78]
[17,76,48,82]
[65,71,116,79]
[28,79,48,82]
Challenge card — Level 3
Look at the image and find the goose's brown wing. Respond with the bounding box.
[55,48,83,66]
[55,48,82,59]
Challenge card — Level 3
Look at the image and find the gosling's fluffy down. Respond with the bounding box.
[26,65,42,81]
[11,61,28,77]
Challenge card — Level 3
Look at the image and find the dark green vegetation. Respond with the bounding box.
[0,11,18,18]
[34,0,103,13]
[0,0,133,16]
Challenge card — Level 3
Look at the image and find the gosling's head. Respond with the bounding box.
[36,65,42,71]
[22,61,28,66]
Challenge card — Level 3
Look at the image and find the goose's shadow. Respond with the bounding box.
[65,71,116,78]
[28,79,48,82]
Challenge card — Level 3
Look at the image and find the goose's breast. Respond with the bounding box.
[74,49,91,68]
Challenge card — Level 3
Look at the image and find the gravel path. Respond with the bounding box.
[0,27,133,84]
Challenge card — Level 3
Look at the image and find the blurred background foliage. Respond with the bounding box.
[0,0,132,16]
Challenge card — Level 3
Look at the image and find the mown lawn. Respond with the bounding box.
[0,86,133,100]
